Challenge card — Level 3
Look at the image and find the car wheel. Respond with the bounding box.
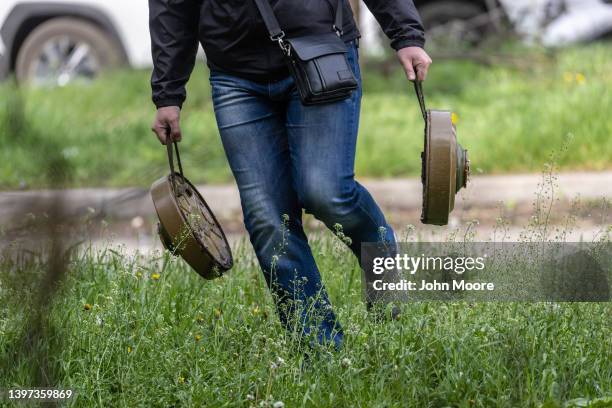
[419,1,489,51]
[15,17,124,86]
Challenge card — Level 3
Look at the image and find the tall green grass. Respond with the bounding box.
[0,44,611,189]
[1,235,611,407]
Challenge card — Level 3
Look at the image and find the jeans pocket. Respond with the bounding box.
[344,42,361,82]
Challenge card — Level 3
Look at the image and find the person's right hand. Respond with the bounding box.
[151,106,182,144]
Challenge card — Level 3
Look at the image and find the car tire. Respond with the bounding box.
[15,17,124,85]
[419,1,488,49]
[419,1,484,30]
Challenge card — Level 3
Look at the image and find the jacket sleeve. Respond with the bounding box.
[149,0,200,109]
[362,0,426,50]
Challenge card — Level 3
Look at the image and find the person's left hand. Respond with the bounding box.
[396,46,433,81]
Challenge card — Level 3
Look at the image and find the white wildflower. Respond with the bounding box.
[131,216,144,229]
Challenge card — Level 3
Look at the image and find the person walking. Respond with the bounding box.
[149,0,432,348]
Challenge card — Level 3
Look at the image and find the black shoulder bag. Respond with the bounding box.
[253,0,358,105]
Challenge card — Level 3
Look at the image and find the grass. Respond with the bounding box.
[1,40,611,407]
[0,43,611,189]
[1,233,611,407]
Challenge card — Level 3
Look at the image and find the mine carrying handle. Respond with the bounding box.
[165,128,184,179]
[413,80,427,122]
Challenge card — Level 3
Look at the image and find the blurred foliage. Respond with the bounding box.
[0,43,611,189]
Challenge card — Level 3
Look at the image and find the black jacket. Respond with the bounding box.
[149,0,425,108]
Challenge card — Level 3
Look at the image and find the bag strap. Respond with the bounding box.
[332,0,344,35]
[252,0,284,40]
[413,80,427,122]
[253,0,344,42]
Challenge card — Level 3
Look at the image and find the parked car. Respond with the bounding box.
[499,0,612,46]
[413,0,497,50]
[1,0,611,85]
[415,0,493,32]
[0,0,150,85]
[414,0,612,49]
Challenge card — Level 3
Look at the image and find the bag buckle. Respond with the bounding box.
[270,31,285,42]
[271,31,291,56]
[333,25,343,36]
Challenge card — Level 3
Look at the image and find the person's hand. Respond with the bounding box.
[396,46,433,82]
[151,106,182,144]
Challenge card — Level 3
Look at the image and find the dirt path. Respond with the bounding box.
[1,171,610,251]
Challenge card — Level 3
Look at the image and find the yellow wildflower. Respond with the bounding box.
[83,303,92,311]
[575,73,586,84]
[195,334,202,341]
[127,346,132,353]
[252,305,260,316]
[451,112,459,125]
[151,273,161,280]
[178,376,185,384]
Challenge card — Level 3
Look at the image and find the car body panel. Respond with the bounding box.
[499,0,612,45]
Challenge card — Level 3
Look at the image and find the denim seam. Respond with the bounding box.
[347,46,383,240]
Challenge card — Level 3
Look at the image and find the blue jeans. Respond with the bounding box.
[209,42,395,347]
